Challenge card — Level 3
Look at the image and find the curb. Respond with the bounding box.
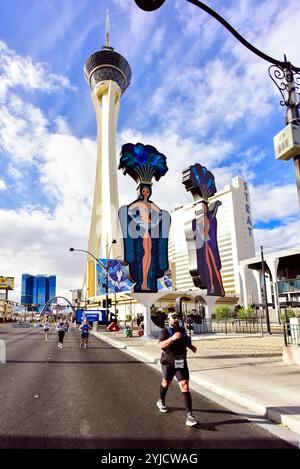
[92,332,127,350]
[92,331,300,436]
[91,331,160,364]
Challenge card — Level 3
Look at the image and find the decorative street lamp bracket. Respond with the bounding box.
[133,0,300,116]
[268,64,300,114]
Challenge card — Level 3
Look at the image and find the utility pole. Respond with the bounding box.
[261,246,271,334]
[105,268,109,326]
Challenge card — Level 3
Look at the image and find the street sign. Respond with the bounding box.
[76,309,107,325]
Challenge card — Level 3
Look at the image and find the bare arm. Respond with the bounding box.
[150,202,160,213]
[159,332,182,350]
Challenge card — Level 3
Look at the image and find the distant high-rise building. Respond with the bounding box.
[21,274,56,312]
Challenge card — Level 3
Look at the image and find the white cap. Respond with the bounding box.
[167,312,179,319]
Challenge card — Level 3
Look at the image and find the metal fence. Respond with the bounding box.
[283,323,300,346]
[190,318,262,335]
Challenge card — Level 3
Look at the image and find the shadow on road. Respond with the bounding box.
[5,360,152,365]
[0,433,296,450]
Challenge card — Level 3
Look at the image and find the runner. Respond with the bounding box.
[43,315,51,342]
[56,317,65,349]
[79,318,91,349]
[64,319,70,333]
[157,312,198,427]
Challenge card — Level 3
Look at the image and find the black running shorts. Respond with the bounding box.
[161,364,189,382]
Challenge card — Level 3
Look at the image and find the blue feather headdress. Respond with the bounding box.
[119,142,168,186]
[182,163,217,201]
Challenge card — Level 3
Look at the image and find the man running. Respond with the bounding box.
[79,319,91,349]
[157,312,198,427]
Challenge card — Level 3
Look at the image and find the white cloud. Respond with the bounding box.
[0,94,48,162]
[40,132,96,224]
[144,27,166,64]
[7,164,23,181]
[0,39,95,300]
[147,54,274,139]
[254,219,300,254]
[55,116,72,135]
[0,41,74,100]
[250,183,299,222]
[0,207,86,303]
[174,0,220,44]
[0,129,97,301]
[139,0,300,143]
[224,0,300,67]
[0,178,6,191]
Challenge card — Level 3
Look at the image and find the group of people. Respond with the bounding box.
[42,316,91,349]
[41,311,199,427]
[43,316,70,348]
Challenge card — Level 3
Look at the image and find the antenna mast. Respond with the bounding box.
[106,9,110,47]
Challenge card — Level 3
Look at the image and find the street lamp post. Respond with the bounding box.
[69,243,117,326]
[261,246,271,335]
[104,240,117,325]
[133,0,300,204]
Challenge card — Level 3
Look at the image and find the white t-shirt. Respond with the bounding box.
[43,321,50,330]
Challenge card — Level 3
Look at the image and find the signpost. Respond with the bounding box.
[0,277,14,302]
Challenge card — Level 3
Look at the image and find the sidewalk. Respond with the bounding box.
[92,327,300,437]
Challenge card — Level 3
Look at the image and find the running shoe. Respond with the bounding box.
[186,414,198,427]
[156,399,168,413]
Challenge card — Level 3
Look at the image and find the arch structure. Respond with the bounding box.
[39,297,76,317]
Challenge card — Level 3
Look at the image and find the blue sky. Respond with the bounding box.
[0,0,300,301]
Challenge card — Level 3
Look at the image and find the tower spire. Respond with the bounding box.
[106,9,110,47]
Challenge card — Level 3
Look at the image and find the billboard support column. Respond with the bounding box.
[131,291,169,338]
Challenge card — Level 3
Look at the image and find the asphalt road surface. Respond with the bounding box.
[0,325,296,450]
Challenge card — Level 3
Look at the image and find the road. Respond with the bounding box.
[0,324,296,449]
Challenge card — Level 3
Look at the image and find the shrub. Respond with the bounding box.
[246,305,255,318]
[280,308,300,321]
[214,305,231,320]
[236,306,250,320]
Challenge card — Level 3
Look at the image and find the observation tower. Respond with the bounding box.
[83,13,131,296]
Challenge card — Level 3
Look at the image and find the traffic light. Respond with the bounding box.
[103,299,112,308]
